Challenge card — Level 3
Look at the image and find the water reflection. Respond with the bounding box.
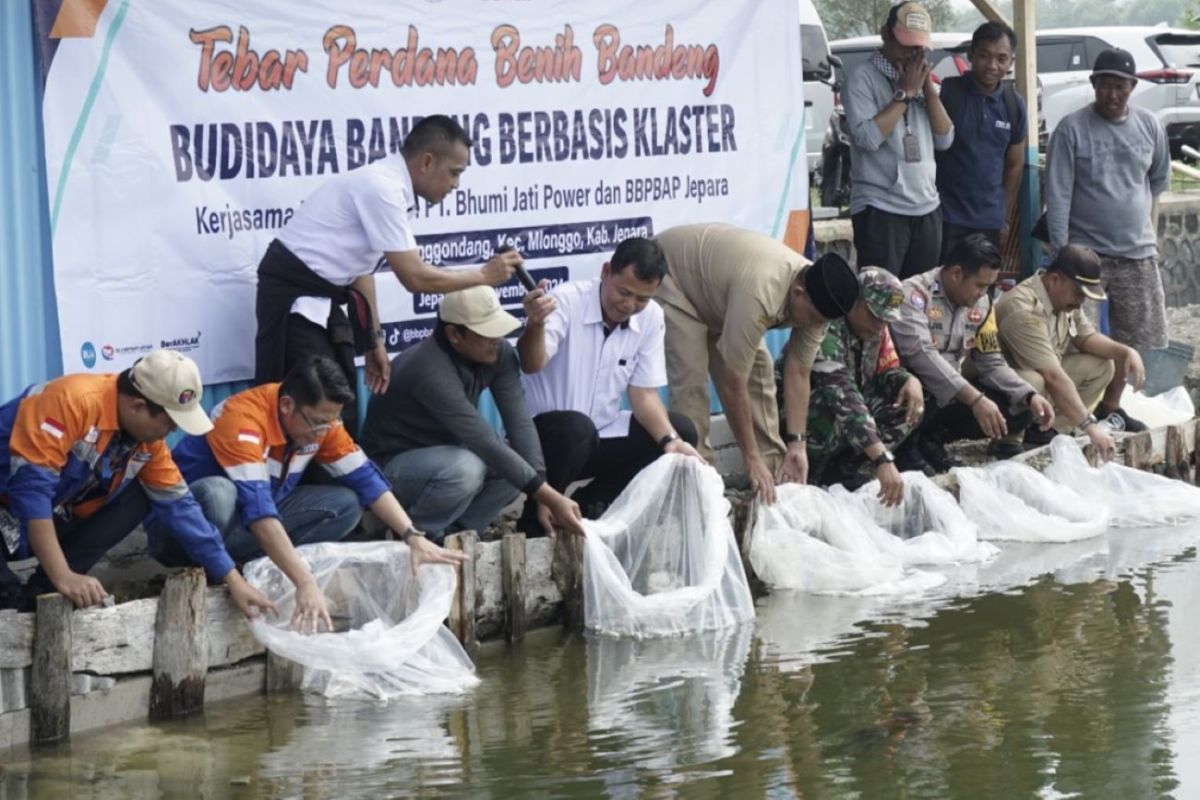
[4,526,1200,798]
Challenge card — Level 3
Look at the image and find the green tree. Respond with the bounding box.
[817,0,957,42]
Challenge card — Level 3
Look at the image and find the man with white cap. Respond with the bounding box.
[844,1,954,278]
[361,287,585,539]
[0,350,277,616]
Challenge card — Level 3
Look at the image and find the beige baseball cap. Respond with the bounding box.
[129,349,212,435]
[439,286,522,338]
[888,2,934,49]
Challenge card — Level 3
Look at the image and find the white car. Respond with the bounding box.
[1037,27,1200,154]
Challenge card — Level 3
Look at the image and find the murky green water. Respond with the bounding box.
[6,525,1200,799]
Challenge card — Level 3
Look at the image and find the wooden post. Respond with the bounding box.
[1011,0,1041,276]
[30,593,71,744]
[149,568,208,719]
[445,532,478,656]
[1166,425,1189,481]
[552,531,585,632]
[727,490,766,599]
[501,533,527,643]
[266,651,304,693]
[1124,431,1152,470]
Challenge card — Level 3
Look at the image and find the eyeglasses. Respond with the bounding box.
[295,405,335,436]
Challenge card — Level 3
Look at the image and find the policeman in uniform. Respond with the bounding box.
[994,244,1146,463]
[891,234,1056,468]
[805,268,925,507]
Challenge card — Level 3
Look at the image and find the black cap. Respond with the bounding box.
[1048,244,1106,301]
[1093,48,1137,80]
[805,253,859,319]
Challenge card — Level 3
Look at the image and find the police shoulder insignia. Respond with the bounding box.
[908,290,926,311]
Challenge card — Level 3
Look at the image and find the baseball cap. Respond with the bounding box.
[129,349,212,435]
[439,286,522,338]
[858,267,906,322]
[1048,244,1106,301]
[1092,48,1137,80]
[804,253,860,320]
[887,2,934,50]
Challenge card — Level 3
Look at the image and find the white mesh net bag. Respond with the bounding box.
[953,460,1109,542]
[582,455,755,638]
[244,541,478,699]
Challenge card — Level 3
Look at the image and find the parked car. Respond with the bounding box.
[1037,27,1200,154]
[800,0,835,176]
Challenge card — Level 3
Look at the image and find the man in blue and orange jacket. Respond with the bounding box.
[0,350,276,616]
[154,355,465,633]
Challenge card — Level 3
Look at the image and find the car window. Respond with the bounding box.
[1037,40,1082,73]
[1150,33,1200,69]
[802,25,831,80]
[930,49,965,81]
[1082,37,1114,69]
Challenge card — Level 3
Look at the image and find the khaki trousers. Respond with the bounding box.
[1016,354,1115,433]
[661,299,786,471]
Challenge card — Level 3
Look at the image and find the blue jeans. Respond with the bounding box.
[382,446,520,540]
[148,476,363,566]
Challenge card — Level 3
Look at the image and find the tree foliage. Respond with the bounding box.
[817,0,957,42]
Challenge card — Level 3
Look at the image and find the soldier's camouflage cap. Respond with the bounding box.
[858,267,905,322]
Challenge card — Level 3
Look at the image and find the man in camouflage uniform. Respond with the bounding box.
[891,234,1056,468]
[806,268,925,506]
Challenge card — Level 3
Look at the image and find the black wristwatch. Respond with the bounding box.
[870,450,895,467]
[657,432,679,450]
[783,431,807,445]
[398,526,423,543]
[892,89,911,104]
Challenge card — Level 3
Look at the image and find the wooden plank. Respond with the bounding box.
[265,651,303,694]
[967,0,1008,24]
[71,597,157,675]
[1124,431,1152,469]
[551,531,585,632]
[0,610,34,669]
[149,568,207,719]
[501,533,527,643]
[31,593,72,744]
[204,588,264,667]
[445,531,479,656]
[1167,425,1189,481]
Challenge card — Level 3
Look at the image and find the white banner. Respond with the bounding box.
[38,0,808,383]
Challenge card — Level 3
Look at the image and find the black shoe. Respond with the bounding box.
[1023,426,1060,447]
[0,583,33,612]
[986,440,1026,459]
[818,455,872,490]
[916,437,964,472]
[1100,407,1147,433]
[893,442,936,477]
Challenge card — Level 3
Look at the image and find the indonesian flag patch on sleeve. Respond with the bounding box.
[40,417,66,439]
[237,429,262,445]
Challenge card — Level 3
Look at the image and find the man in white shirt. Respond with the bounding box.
[516,237,701,520]
[254,114,522,433]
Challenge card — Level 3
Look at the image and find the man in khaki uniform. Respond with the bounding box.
[654,224,859,503]
[995,244,1146,461]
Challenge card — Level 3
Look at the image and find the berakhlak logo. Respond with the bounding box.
[101,344,115,360]
[81,342,97,369]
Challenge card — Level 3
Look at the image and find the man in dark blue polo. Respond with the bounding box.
[935,21,1027,261]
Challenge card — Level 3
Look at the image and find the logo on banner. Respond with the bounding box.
[102,343,154,361]
[81,342,97,369]
[161,331,203,353]
[101,345,115,360]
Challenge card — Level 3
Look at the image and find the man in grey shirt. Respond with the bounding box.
[844,1,954,279]
[1045,47,1170,431]
[360,286,584,540]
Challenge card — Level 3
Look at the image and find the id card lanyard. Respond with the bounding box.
[901,103,921,163]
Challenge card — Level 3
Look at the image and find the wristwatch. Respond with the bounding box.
[871,450,896,467]
[398,526,423,543]
[657,432,679,450]
[1078,413,1099,433]
[783,432,807,445]
[892,89,910,104]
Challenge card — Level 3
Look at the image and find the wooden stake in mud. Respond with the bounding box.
[1124,431,1152,470]
[445,531,478,657]
[1166,425,1189,482]
[150,568,208,719]
[501,533,528,643]
[30,593,71,744]
[552,531,585,632]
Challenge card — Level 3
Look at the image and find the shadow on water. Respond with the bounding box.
[5,524,1200,799]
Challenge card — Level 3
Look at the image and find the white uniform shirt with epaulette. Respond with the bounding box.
[890,266,1035,409]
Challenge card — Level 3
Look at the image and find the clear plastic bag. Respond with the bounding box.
[1044,436,1200,527]
[582,454,756,638]
[244,541,478,700]
[1118,385,1195,429]
[953,461,1109,542]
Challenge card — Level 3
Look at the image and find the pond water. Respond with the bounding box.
[6,524,1200,799]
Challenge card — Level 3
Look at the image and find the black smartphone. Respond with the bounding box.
[497,244,536,291]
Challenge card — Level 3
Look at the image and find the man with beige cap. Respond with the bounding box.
[361,287,585,539]
[0,350,277,616]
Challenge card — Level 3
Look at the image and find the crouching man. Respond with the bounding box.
[805,268,925,506]
[994,244,1145,462]
[892,233,1055,468]
[0,350,275,616]
[151,356,465,632]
